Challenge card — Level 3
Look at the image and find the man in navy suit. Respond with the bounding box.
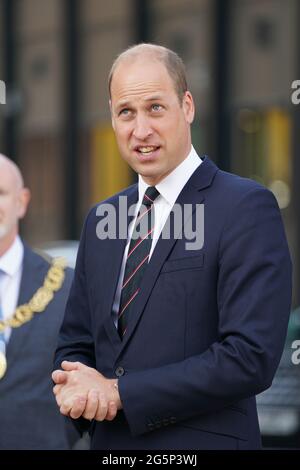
[0,154,76,449]
[52,44,292,450]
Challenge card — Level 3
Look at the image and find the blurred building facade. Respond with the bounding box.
[0,0,299,307]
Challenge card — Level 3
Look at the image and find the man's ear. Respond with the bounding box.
[17,188,31,220]
[183,91,195,125]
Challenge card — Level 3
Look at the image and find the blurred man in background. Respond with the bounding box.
[0,153,76,449]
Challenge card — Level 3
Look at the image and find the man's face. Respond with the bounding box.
[0,164,28,243]
[110,58,195,186]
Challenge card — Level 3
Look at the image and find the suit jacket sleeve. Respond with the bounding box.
[54,212,97,435]
[119,187,292,436]
[54,212,95,371]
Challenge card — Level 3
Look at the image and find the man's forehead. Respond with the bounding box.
[112,57,171,88]
[0,159,23,189]
[111,65,176,106]
[0,167,14,187]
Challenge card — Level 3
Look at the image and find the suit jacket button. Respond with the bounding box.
[115,366,125,377]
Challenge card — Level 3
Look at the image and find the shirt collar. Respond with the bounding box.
[0,235,24,277]
[138,146,202,207]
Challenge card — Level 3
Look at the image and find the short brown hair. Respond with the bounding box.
[108,43,188,103]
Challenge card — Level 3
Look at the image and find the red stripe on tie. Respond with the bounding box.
[144,193,154,203]
[127,227,154,258]
[119,288,140,317]
[122,254,150,289]
[136,205,152,224]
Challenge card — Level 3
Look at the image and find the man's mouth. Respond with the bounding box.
[135,145,160,155]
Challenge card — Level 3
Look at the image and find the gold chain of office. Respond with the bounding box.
[0,257,67,332]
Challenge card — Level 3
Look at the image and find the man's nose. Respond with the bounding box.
[132,115,153,140]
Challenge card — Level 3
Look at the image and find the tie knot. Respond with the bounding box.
[142,186,160,207]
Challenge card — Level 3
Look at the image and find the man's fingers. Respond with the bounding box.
[106,401,118,421]
[61,360,82,371]
[55,393,62,408]
[95,393,108,422]
[60,399,72,416]
[53,383,62,407]
[53,383,63,396]
[69,395,87,419]
[82,389,99,421]
[52,370,68,384]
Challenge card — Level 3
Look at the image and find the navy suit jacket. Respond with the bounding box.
[55,157,292,450]
[0,245,75,449]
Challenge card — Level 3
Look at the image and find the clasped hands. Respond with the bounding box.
[52,361,122,421]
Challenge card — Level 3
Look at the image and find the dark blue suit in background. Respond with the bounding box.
[55,157,292,449]
[0,245,75,449]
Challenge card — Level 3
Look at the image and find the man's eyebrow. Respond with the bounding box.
[115,100,130,110]
[144,95,164,102]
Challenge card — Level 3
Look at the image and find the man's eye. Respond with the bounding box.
[119,108,130,116]
[151,104,162,112]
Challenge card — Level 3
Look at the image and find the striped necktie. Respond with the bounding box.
[118,186,160,338]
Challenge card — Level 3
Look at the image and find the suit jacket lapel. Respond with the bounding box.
[103,185,138,349]
[6,245,47,365]
[116,156,218,356]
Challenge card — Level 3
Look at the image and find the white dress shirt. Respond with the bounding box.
[112,146,202,325]
[0,236,24,341]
